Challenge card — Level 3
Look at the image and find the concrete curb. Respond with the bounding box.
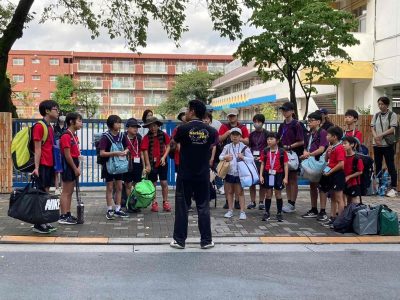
[1,235,400,245]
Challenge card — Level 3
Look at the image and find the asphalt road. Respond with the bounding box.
[1,244,400,300]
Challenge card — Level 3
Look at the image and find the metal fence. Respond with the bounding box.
[12,119,287,187]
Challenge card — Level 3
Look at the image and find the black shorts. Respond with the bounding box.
[319,171,345,193]
[262,171,285,191]
[225,174,241,184]
[62,158,79,182]
[148,164,168,183]
[123,163,143,184]
[36,165,55,190]
[344,185,361,197]
[102,165,123,182]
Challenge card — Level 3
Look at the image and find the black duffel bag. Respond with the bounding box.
[8,180,60,224]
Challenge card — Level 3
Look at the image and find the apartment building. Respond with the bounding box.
[8,50,232,118]
[211,0,400,118]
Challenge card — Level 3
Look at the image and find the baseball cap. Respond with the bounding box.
[319,108,329,115]
[125,118,141,128]
[226,108,239,116]
[230,127,242,136]
[278,102,294,111]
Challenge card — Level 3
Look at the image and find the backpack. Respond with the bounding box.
[263,147,285,171]
[11,121,48,173]
[104,132,129,175]
[127,178,156,209]
[94,132,106,165]
[352,153,374,196]
[374,111,400,144]
[343,129,369,155]
[333,202,366,234]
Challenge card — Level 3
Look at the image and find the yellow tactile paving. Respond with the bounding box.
[1,235,56,243]
[259,236,312,244]
[356,236,400,243]
[54,237,108,244]
[308,237,361,244]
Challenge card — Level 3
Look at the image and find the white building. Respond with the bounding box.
[211,0,400,119]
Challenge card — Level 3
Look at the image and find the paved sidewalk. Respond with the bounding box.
[0,189,399,240]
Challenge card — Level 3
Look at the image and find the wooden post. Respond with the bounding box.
[0,112,12,193]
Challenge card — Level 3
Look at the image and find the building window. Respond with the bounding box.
[243,80,251,90]
[32,92,41,98]
[32,75,41,81]
[352,5,367,33]
[32,58,40,64]
[78,59,102,72]
[79,75,103,88]
[176,62,197,74]
[110,92,135,105]
[112,61,134,73]
[232,83,242,93]
[49,75,57,82]
[49,58,60,65]
[143,77,167,90]
[12,75,24,83]
[144,92,167,105]
[12,58,24,66]
[95,92,103,104]
[111,77,135,89]
[207,62,225,74]
[144,61,167,73]
[64,57,73,64]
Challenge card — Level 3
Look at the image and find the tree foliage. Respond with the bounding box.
[156,70,219,117]
[75,80,100,119]
[0,0,245,116]
[53,75,76,113]
[260,103,277,120]
[235,0,360,119]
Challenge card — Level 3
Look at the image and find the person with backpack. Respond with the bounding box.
[259,132,289,222]
[99,115,129,220]
[219,108,250,209]
[247,113,268,210]
[300,112,329,221]
[342,136,364,205]
[170,100,219,250]
[371,96,398,198]
[123,118,144,203]
[59,112,83,225]
[219,127,254,220]
[141,116,172,212]
[32,100,60,233]
[319,126,346,229]
[277,102,305,214]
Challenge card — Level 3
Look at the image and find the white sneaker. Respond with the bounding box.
[239,211,247,220]
[282,203,296,213]
[218,186,225,195]
[224,210,233,218]
[386,189,398,198]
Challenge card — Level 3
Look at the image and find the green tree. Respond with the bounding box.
[260,103,277,120]
[156,70,219,117]
[76,81,99,119]
[0,1,244,117]
[53,75,76,113]
[235,0,360,119]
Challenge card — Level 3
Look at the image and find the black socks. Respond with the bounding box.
[264,199,283,213]
[288,200,295,207]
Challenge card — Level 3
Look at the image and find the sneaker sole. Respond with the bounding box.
[106,216,115,220]
[302,215,318,218]
[282,210,296,213]
[201,244,215,249]
[32,228,51,234]
[58,221,77,225]
[170,244,185,249]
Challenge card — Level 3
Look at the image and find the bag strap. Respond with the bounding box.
[279,148,284,170]
[35,120,49,144]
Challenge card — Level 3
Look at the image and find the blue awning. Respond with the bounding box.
[212,94,276,111]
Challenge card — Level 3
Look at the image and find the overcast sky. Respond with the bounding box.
[12,1,255,55]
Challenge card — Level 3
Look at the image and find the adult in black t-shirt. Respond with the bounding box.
[170,100,218,250]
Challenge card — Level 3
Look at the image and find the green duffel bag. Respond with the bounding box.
[128,178,155,209]
[379,205,399,236]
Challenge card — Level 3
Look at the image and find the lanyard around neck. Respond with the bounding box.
[269,149,278,169]
[127,135,139,156]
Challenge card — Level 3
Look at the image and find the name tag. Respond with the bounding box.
[134,157,140,164]
[253,151,260,156]
[269,170,276,175]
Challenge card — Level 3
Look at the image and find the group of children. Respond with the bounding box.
[219,103,366,228]
[30,98,368,233]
